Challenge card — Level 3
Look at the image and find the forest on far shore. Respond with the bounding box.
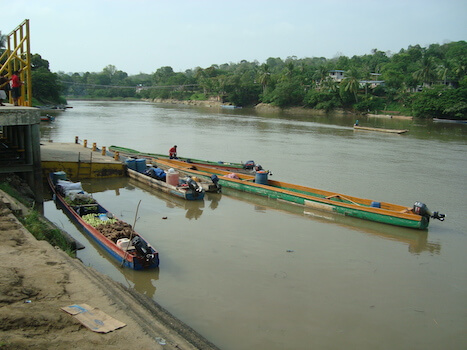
[11,41,467,119]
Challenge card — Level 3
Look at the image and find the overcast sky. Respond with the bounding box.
[2,0,466,75]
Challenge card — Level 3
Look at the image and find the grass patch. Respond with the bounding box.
[1,179,75,256]
[0,183,31,207]
[19,210,75,256]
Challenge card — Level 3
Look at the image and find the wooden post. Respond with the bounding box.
[101,146,106,156]
[92,142,97,151]
[75,136,79,144]
[114,151,119,160]
[83,139,87,148]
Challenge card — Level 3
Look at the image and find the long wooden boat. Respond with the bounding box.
[152,159,446,230]
[354,125,408,134]
[48,172,159,270]
[109,145,260,173]
[127,168,206,200]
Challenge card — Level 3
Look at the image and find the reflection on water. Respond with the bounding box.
[222,187,440,255]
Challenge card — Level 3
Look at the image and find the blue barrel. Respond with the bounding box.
[135,158,146,173]
[125,158,136,170]
[255,171,268,185]
[371,201,381,208]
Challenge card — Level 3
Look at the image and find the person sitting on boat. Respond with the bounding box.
[169,145,178,159]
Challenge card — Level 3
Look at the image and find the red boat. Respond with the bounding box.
[48,172,159,270]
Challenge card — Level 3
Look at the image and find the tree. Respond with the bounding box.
[413,56,437,86]
[0,31,5,50]
[340,69,360,103]
[257,64,271,94]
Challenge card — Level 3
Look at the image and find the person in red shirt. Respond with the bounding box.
[11,70,22,106]
[169,145,177,159]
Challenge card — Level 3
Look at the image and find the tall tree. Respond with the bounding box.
[257,64,271,94]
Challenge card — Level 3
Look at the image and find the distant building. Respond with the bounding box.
[329,70,345,82]
[359,80,386,88]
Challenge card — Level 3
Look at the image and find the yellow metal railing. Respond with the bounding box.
[0,19,32,106]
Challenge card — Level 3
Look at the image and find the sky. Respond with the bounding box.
[2,0,466,76]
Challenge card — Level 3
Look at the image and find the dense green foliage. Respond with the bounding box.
[55,41,467,119]
[30,54,66,105]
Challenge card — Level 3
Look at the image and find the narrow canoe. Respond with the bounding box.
[152,159,445,230]
[48,172,159,270]
[127,168,206,200]
[109,145,260,173]
[354,125,408,134]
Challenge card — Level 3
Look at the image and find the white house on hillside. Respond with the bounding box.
[329,70,345,82]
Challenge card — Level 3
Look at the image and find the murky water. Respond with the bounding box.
[41,101,467,350]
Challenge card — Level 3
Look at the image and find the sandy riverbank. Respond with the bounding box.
[144,98,413,119]
[0,189,219,350]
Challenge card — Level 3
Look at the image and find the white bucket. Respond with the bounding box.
[116,238,134,250]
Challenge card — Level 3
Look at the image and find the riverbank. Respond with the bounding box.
[143,98,414,119]
[0,188,219,350]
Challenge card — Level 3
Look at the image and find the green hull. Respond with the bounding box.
[170,167,428,230]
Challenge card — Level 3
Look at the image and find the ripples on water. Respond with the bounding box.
[42,101,467,350]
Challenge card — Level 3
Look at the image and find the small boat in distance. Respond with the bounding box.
[354,125,408,134]
[40,114,55,122]
[353,121,408,134]
[221,104,242,109]
[48,171,159,270]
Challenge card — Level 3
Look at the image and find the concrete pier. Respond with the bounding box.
[0,104,42,203]
[40,142,125,180]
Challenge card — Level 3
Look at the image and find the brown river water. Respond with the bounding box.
[41,100,466,350]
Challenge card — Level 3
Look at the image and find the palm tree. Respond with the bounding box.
[413,56,437,87]
[257,64,271,94]
[340,69,360,102]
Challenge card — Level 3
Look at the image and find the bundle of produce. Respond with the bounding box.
[82,213,118,227]
[98,221,134,242]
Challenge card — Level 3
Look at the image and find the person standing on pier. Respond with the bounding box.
[11,70,22,106]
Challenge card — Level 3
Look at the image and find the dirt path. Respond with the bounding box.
[0,191,219,350]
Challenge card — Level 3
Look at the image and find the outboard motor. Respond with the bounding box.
[131,236,154,262]
[211,174,222,192]
[255,164,263,172]
[244,160,255,170]
[413,201,446,221]
[187,177,203,193]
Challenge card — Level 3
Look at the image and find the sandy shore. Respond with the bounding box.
[0,189,219,350]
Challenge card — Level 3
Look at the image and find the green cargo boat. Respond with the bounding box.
[153,158,446,230]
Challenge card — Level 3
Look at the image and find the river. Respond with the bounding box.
[41,100,466,350]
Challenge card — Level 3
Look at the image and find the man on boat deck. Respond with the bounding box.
[169,145,178,159]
